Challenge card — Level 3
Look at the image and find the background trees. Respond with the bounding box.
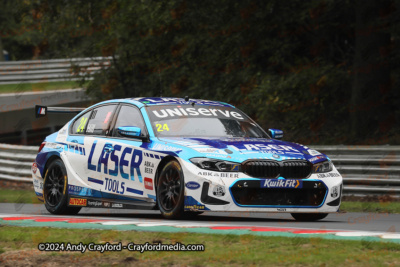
[1,0,399,144]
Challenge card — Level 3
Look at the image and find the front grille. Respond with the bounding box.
[231,180,326,207]
[242,161,280,178]
[242,160,311,179]
[281,161,312,179]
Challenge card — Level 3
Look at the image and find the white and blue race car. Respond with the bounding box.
[32,97,342,221]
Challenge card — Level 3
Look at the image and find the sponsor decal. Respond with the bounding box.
[331,185,339,198]
[111,203,123,208]
[220,173,239,178]
[87,200,102,207]
[88,141,143,182]
[144,177,153,190]
[103,202,110,207]
[144,161,154,174]
[261,179,302,189]
[317,172,340,178]
[151,106,244,120]
[309,155,326,163]
[151,143,182,152]
[32,163,37,174]
[184,204,206,210]
[277,208,286,211]
[231,144,302,154]
[212,186,225,197]
[185,181,201,190]
[198,171,214,176]
[104,178,125,194]
[69,198,87,206]
[205,153,229,159]
[86,123,95,133]
[308,149,321,156]
[68,144,86,155]
[68,185,93,196]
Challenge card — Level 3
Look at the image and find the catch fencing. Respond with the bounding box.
[0,143,399,198]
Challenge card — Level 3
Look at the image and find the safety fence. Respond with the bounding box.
[0,143,399,198]
[0,57,111,84]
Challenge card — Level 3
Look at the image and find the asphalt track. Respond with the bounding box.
[0,203,398,233]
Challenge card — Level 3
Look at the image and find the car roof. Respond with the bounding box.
[130,97,235,108]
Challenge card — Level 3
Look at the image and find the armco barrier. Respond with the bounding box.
[0,57,111,84]
[0,143,399,198]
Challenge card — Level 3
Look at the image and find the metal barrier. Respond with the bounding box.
[0,57,111,84]
[0,143,399,198]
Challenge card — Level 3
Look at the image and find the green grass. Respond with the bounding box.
[0,189,41,204]
[0,81,85,94]
[0,226,399,266]
[340,201,400,214]
[1,188,400,213]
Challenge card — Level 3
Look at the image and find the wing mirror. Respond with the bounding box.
[268,128,283,140]
[118,126,142,138]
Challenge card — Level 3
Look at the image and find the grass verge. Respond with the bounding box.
[1,188,400,213]
[0,81,85,93]
[0,189,41,204]
[0,226,399,266]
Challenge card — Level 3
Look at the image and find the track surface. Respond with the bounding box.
[0,203,398,233]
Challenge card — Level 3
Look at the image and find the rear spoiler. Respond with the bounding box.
[35,105,85,118]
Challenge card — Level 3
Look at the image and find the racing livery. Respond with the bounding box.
[32,97,343,221]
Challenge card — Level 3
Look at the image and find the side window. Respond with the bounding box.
[86,105,117,136]
[71,111,91,134]
[113,105,147,138]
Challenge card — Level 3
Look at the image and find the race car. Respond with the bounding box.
[32,97,342,221]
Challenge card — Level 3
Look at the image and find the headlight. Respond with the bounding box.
[312,160,333,173]
[190,158,241,172]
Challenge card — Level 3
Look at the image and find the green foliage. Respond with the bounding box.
[2,0,400,144]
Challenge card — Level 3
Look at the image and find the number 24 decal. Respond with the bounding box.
[156,124,169,132]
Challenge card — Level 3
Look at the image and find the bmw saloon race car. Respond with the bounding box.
[32,97,342,221]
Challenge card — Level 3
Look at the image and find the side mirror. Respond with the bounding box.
[118,126,142,138]
[268,128,283,140]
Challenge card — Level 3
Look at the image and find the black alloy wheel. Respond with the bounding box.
[43,159,81,215]
[157,160,185,219]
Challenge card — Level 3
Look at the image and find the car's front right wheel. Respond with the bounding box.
[156,160,185,219]
[291,213,328,221]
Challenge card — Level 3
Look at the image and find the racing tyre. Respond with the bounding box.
[157,160,185,219]
[291,213,328,221]
[43,159,81,215]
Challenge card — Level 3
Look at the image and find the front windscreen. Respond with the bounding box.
[146,105,269,138]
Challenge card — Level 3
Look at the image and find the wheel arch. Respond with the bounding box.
[43,155,62,177]
[154,155,177,189]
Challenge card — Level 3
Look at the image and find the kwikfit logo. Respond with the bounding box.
[261,179,302,188]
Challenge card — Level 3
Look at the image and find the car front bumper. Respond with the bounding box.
[179,159,343,213]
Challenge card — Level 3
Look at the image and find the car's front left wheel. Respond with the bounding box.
[156,160,185,219]
[43,159,81,215]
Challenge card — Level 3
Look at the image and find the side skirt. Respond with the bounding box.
[68,196,156,210]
